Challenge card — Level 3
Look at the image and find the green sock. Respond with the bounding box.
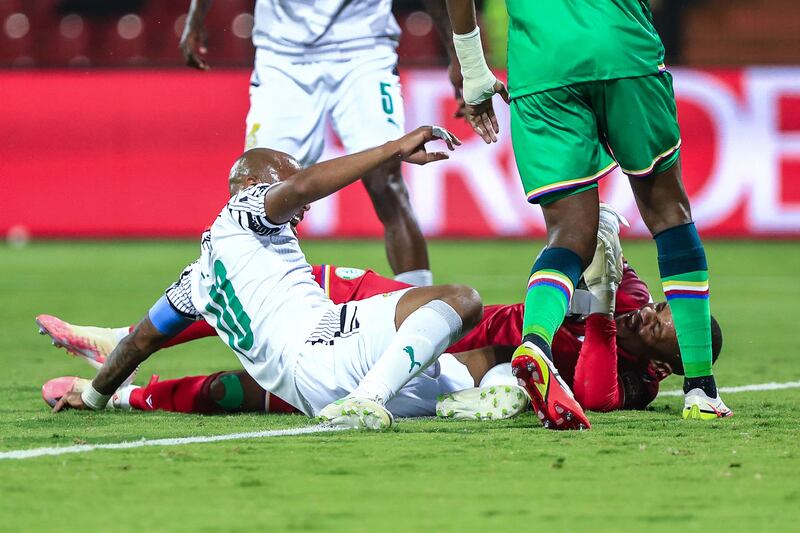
[662,270,712,377]
[521,248,583,346]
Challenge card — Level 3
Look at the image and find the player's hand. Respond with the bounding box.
[448,60,466,118]
[51,385,88,413]
[394,126,462,165]
[179,19,210,71]
[465,80,510,144]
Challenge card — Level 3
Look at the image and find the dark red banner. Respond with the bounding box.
[2,68,800,238]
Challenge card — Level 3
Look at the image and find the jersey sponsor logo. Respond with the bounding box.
[334,267,366,280]
[404,346,421,373]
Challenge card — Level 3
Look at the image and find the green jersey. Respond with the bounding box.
[505,0,665,98]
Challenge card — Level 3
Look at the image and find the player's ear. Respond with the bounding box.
[246,177,258,187]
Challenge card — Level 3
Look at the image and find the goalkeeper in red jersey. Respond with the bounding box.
[38,207,722,418]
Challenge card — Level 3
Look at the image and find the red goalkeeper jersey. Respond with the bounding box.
[312,263,666,411]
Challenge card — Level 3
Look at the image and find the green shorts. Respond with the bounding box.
[510,72,681,205]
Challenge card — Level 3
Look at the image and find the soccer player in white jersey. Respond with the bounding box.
[180,0,463,288]
[54,126,484,429]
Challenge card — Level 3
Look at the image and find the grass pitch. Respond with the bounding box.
[1,240,799,531]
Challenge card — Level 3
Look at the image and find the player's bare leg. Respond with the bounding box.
[362,160,432,286]
[319,284,482,429]
[513,188,598,430]
[630,159,731,419]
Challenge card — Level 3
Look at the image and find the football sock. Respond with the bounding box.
[110,384,138,410]
[521,247,583,358]
[130,374,220,413]
[655,223,715,387]
[352,300,462,404]
[394,269,433,287]
[113,327,131,343]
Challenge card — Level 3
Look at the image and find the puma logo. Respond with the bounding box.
[404,346,420,373]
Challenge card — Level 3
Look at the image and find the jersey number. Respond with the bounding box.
[380,82,394,115]
[205,260,254,357]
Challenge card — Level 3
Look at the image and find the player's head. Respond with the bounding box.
[615,302,723,375]
[228,148,301,196]
[228,148,309,229]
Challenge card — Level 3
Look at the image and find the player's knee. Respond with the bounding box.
[208,372,245,412]
[441,284,483,330]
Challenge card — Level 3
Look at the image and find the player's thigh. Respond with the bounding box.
[596,73,681,177]
[329,51,405,153]
[511,86,616,206]
[294,290,410,415]
[245,62,327,167]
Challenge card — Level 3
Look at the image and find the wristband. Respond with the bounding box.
[81,384,111,410]
[452,27,497,105]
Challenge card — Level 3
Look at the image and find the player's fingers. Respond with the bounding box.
[489,111,500,135]
[426,151,450,163]
[479,113,497,143]
[52,396,68,413]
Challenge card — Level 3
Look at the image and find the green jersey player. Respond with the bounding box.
[445,0,731,429]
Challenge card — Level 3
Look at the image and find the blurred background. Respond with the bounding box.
[1,0,799,239]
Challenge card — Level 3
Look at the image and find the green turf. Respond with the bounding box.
[1,240,799,531]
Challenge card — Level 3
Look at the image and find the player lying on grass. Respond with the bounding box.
[40,206,723,419]
[50,127,490,430]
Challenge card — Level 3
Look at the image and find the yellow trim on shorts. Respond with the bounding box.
[620,139,682,176]
[526,161,618,202]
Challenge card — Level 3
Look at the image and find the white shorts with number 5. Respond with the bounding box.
[245,47,406,167]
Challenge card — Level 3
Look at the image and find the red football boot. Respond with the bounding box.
[511,343,591,430]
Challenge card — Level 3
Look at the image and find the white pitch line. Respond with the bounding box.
[658,380,800,397]
[4,381,800,461]
[0,425,346,461]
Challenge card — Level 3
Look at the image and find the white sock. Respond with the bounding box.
[113,327,131,343]
[110,384,139,410]
[394,269,433,287]
[352,300,462,404]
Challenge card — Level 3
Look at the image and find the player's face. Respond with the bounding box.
[615,302,681,371]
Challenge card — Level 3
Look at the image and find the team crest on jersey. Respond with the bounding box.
[335,267,365,280]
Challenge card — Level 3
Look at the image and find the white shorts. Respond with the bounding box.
[294,289,474,417]
[245,48,406,167]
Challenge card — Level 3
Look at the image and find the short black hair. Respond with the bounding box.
[671,315,722,376]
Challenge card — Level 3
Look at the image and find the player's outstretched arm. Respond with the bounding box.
[264,126,460,224]
[422,0,464,117]
[446,0,509,144]
[52,317,172,412]
[180,0,214,70]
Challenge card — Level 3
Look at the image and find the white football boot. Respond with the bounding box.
[436,385,530,420]
[683,388,733,420]
[318,397,394,430]
[36,314,137,386]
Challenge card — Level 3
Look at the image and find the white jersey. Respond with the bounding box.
[252,0,400,61]
[191,183,334,409]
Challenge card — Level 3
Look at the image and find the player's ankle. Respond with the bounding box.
[683,375,717,397]
[521,334,553,361]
